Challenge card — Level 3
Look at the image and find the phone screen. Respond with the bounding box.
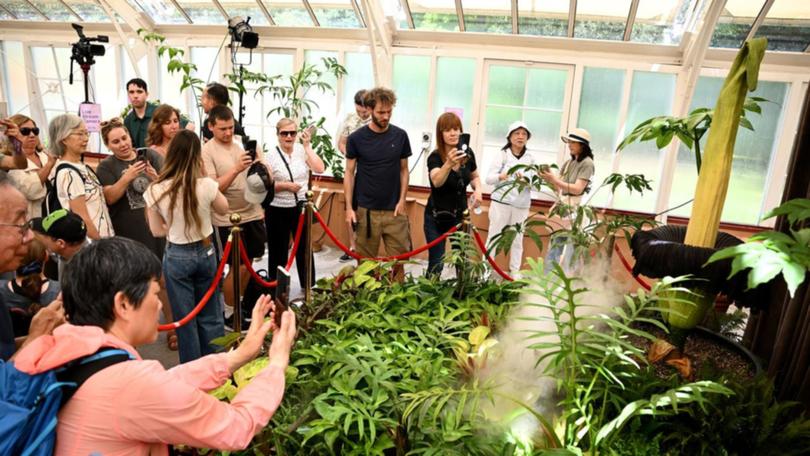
[457,133,471,152]
[246,139,258,161]
[136,147,148,162]
[273,266,290,327]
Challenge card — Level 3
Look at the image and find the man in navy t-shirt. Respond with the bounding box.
[344,87,412,281]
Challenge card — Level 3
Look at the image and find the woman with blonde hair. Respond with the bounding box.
[48,113,113,239]
[145,104,181,157]
[145,129,229,363]
[264,117,325,288]
[3,114,55,218]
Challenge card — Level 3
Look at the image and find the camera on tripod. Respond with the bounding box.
[71,23,108,66]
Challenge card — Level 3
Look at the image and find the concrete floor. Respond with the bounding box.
[138,244,435,368]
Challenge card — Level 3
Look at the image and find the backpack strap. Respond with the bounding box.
[55,348,134,405]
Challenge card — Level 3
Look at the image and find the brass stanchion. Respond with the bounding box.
[456,209,472,297]
[229,213,242,333]
[304,190,314,306]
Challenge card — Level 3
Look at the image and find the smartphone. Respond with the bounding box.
[307,125,317,136]
[274,266,290,327]
[135,147,148,163]
[246,139,258,161]
[456,133,471,154]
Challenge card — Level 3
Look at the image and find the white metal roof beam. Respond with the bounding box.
[624,0,640,41]
[745,0,775,42]
[96,0,148,79]
[350,0,366,28]
[168,0,193,24]
[211,0,231,20]
[0,4,18,19]
[567,0,576,38]
[455,0,465,32]
[511,0,518,34]
[401,0,414,29]
[61,0,84,21]
[254,0,276,25]
[23,0,49,21]
[302,0,320,26]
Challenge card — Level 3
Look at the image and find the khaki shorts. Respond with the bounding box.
[355,207,412,258]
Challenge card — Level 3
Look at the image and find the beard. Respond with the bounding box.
[371,113,389,130]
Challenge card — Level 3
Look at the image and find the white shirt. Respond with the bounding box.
[264,144,310,208]
[8,151,49,219]
[51,160,114,237]
[485,148,536,209]
[144,177,219,244]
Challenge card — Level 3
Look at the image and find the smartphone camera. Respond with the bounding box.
[456,133,471,156]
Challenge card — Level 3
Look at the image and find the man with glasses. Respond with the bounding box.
[0,171,64,361]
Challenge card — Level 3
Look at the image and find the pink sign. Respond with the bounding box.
[79,103,102,133]
[444,107,464,122]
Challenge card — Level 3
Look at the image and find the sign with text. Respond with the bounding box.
[79,103,102,133]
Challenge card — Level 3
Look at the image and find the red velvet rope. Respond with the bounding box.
[241,210,306,288]
[312,209,459,261]
[158,239,232,332]
[613,244,652,291]
[471,229,514,282]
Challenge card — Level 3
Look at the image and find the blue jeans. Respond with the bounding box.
[423,208,459,277]
[163,239,224,364]
[545,235,573,274]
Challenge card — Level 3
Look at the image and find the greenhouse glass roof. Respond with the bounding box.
[0,0,808,52]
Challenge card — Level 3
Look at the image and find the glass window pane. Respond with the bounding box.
[433,57,475,124]
[4,1,43,20]
[523,110,563,163]
[127,0,187,23]
[158,54,188,115]
[669,77,788,225]
[462,0,511,34]
[64,0,109,21]
[219,0,270,26]
[310,0,361,28]
[341,52,374,120]
[575,0,632,41]
[191,47,223,84]
[526,68,566,110]
[392,55,431,186]
[91,46,124,121]
[267,0,313,26]
[29,0,75,21]
[710,0,764,49]
[613,71,675,213]
[754,0,810,52]
[1,41,31,116]
[410,0,459,31]
[518,0,568,37]
[487,66,525,107]
[304,50,339,144]
[177,0,226,24]
[631,0,695,45]
[576,67,625,208]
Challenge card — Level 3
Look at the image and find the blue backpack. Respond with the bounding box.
[0,348,133,456]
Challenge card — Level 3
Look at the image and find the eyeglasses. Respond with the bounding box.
[70,130,90,138]
[278,131,297,137]
[20,127,40,136]
[0,220,33,238]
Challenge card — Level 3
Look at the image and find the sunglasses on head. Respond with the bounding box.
[20,127,40,136]
[278,130,297,137]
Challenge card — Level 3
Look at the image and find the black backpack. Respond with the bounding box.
[42,163,98,215]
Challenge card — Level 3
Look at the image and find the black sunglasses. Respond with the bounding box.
[20,127,40,136]
[278,130,297,137]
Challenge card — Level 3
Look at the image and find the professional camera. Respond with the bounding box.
[70,23,108,66]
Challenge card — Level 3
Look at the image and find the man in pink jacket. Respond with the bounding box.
[13,237,297,455]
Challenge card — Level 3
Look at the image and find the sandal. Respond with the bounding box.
[166,330,179,351]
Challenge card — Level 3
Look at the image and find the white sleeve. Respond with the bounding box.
[485,150,505,186]
[8,169,46,201]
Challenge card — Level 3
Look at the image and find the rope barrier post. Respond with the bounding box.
[456,209,472,296]
[305,190,314,306]
[229,213,242,333]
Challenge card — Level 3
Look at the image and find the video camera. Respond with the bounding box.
[70,23,108,66]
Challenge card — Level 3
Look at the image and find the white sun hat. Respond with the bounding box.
[561,127,591,145]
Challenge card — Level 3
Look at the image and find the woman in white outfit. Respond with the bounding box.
[485,121,535,277]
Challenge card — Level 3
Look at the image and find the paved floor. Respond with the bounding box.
[138,244,434,368]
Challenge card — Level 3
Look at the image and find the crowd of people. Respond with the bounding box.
[0,77,594,452]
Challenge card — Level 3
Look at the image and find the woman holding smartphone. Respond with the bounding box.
[3,114,55,218]
[264,118,324,289]
[144,130,230,363]
[424,112,482,277]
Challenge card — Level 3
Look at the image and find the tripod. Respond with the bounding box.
[69,58,93,105]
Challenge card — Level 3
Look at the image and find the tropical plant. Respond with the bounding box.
[226,58,348,177]
[707,198,810,298]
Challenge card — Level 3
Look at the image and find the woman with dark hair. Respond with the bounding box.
[424,112,482,277]
[485,121,536,278]
[146,104,181,157]
[4,114,55,218]
[13,237,297,455]
[144,130,229,363]
[540,127,595,271]
[0,239,60,336]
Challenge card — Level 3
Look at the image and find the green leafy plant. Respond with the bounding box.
[227,57,348,177]
[707,198,810,298]
[617,96,768,173]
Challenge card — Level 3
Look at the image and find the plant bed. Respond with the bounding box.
[627,322,761,381]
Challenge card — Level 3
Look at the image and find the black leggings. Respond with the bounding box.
[265,205,313,289]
